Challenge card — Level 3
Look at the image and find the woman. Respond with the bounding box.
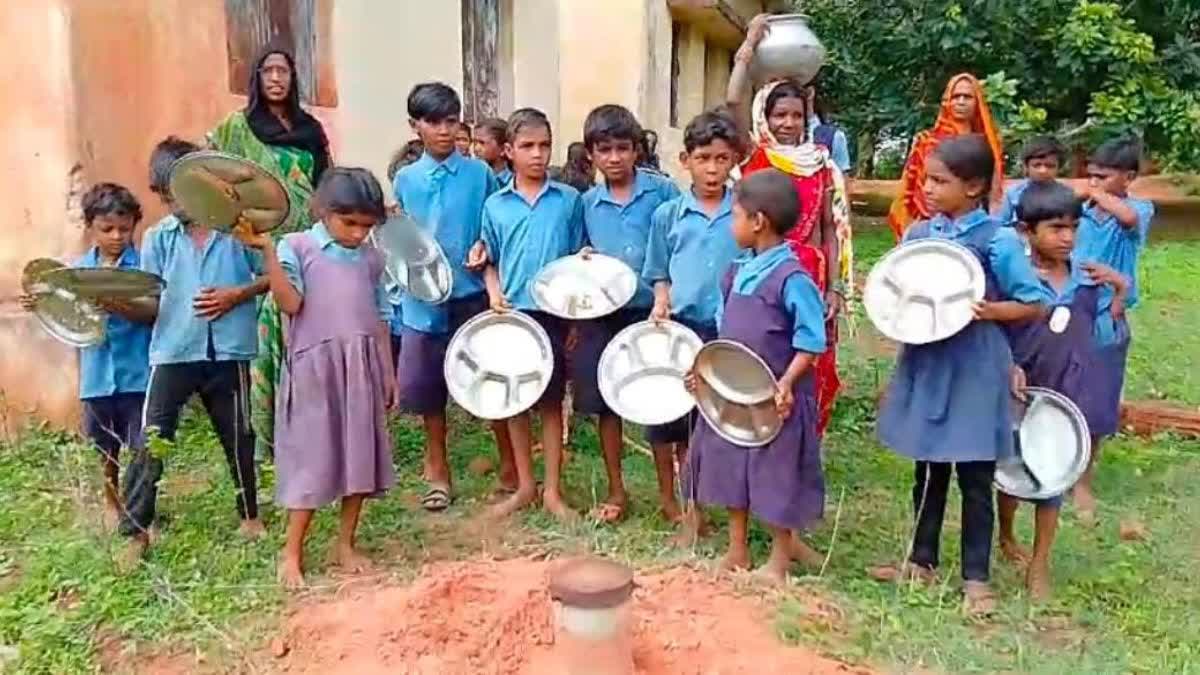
[209,47,333,459]
[887,73,1004,240]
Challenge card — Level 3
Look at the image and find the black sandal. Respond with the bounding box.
[420,484,452,512]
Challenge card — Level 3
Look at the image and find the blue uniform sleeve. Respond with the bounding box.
[139,228,163,277]
[988,228,1053,304]
[642,201,673,283]
[782,273,827,353]
[567,193,585,252]
[242,244,264,276]
[995,188,1018,226]
[1128,199,1155,245]
[276,237,304,296]
[831,130,852,173]
[484,168,499,198]
[481,200,500,262]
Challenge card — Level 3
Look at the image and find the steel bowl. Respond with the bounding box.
[444,310,554,420]
[21,258,106,348]
[994,387,1092,501]
[168,151,290,233]
[598,320,703,426]
[863,239,986,345]
[692,339,782,448]
[752,14,826,85]
[530,253,637,320]
[370,213,453,305]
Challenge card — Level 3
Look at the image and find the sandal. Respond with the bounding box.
[963,580,998,617]
[868,561,937,586]
[589,501,627,524]
[420,484,452,512]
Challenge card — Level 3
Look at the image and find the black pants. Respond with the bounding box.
[909,460,995,582]
[119,361,258,538]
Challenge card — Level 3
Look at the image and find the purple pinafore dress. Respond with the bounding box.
[877,218,1016,463]
[274,234,396,509]
[686,258,825,530]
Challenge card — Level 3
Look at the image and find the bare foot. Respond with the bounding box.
[276,554,306,589]
[788,532,825,568]
[239,518,267,540]
[488,486,538,520]
[331,544,372,574]
[999,537,1032,566]
[115,536,148,575]
[1026,563,1052,602]
[963,580,997,617]
[101,503,121,532]
[719,547,751,573]
[1073,486,1097,526]
[543,490,579,523]
[659,498,682,525]
[497,468,519,494]
[669,508,709,548]
[868,562,937,586]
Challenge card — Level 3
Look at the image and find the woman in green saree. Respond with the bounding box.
[210,48,332,459]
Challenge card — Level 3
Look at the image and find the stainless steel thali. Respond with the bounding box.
[692,339,782,447]
[994,387,1091,501]
[168,151,290,233]
[40,267,164,300]
[370,213,453,305]
[444,310,554,420]
[598,320,703,426]
[21,258,106,348]
[863,239,985,345]
[530,253,637,320]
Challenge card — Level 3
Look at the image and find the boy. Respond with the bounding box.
[482,107,585,521]
[473,118,513,186]
[642,109,744,535]
[995,135,1067,226]
[1070,136,1153,522]
[454,121,473,157]
[393,82,513,511]
[21,184,154,529]
[999,180,1128,598]
[574,104,680,523]
[119,136,268,565]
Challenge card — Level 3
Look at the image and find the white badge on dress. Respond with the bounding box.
[1048,306,1071,334]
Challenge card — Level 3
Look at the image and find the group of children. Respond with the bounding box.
[27,70,1151,602]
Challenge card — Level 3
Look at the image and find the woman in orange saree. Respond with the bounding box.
[887,73,1005,240]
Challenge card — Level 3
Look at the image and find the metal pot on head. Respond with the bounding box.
[751,14,826,85]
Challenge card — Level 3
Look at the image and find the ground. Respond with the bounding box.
[1,222,1198,674]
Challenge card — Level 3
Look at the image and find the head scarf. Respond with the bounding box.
[245,48,331,184]
[887,73,1004,240]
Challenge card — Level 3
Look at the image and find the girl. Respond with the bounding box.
[872,135,1051,615]
[241,168,397,589]
[685,169,827,585]
[999,180,1128,600]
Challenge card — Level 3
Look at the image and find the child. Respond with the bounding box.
[995,135,1066,226]
[119,136,268,566]
[643,109,744,534]
[473,117,513,186]
[1070,136,1153,521]
[684,168,827,585]
[386,139,425,184]
[574,104,680,523]
[872,134,1052,615]
[998,180,1128,600]
[394,82,513,511]
[241,168,397,588]
[21,183,154,529]
[482,107,584,521]
[383,139,425,368]
[454,121,473,157]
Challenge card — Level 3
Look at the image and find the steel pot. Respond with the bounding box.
[752,14,826,85]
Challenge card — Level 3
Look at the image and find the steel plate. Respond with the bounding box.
[444,310,554,420]
[692,339,782,447]
[41,267,164,300]
[21,258,105,348]
[863,239,986,345]
[598,320,703,426]
[995,387,1092,501]
[530,254,637,320]
[168,151,290,233]
[370,213,452,305]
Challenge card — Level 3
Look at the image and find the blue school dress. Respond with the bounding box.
[877,209,1051,463]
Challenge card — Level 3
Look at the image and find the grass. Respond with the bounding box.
[2,227,1199,673]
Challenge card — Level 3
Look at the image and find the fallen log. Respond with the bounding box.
[1120,401,1200,438]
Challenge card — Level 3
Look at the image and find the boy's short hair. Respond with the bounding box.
[407,82,461,122]
[507,107,552,141]
[1017,180,1082,227]
[148,136,200,196]
[583,104,643,149]
[82,183,143,226]
[932,134,995,188]
[1020,135,1067,166]
[475,117,508,145]
[735,169,800,236]
[315,167,386,220]
[682,109,739,154]
[1089,136,1141,172]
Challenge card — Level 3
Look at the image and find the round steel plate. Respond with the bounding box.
[530,253,637,320]
[863,239,986,345]
[168,151,290,233]
[370,213,452,305]
[444,310,554,420]
[994,387,1092,501]
[20,258,105,348]
[41,267,163,300]
[692,339,782,448]
[598,320,703,426]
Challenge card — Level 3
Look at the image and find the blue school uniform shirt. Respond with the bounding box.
[493,166,513,187]
[140,215,261,365]
[808,116,851,173]
[481,179,585,311]
[994,179,1031,227]
[75,246,152,399]
[1075,197,1154,309]
[276,222,393,322]
[582,169,681,309]
[717,243,826,353]
[393,150,498,333]
[642,188,740,331]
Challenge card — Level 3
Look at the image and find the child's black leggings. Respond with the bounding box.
[909,460,995,582]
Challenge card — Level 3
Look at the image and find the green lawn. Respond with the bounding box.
[1,228,1198,674]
